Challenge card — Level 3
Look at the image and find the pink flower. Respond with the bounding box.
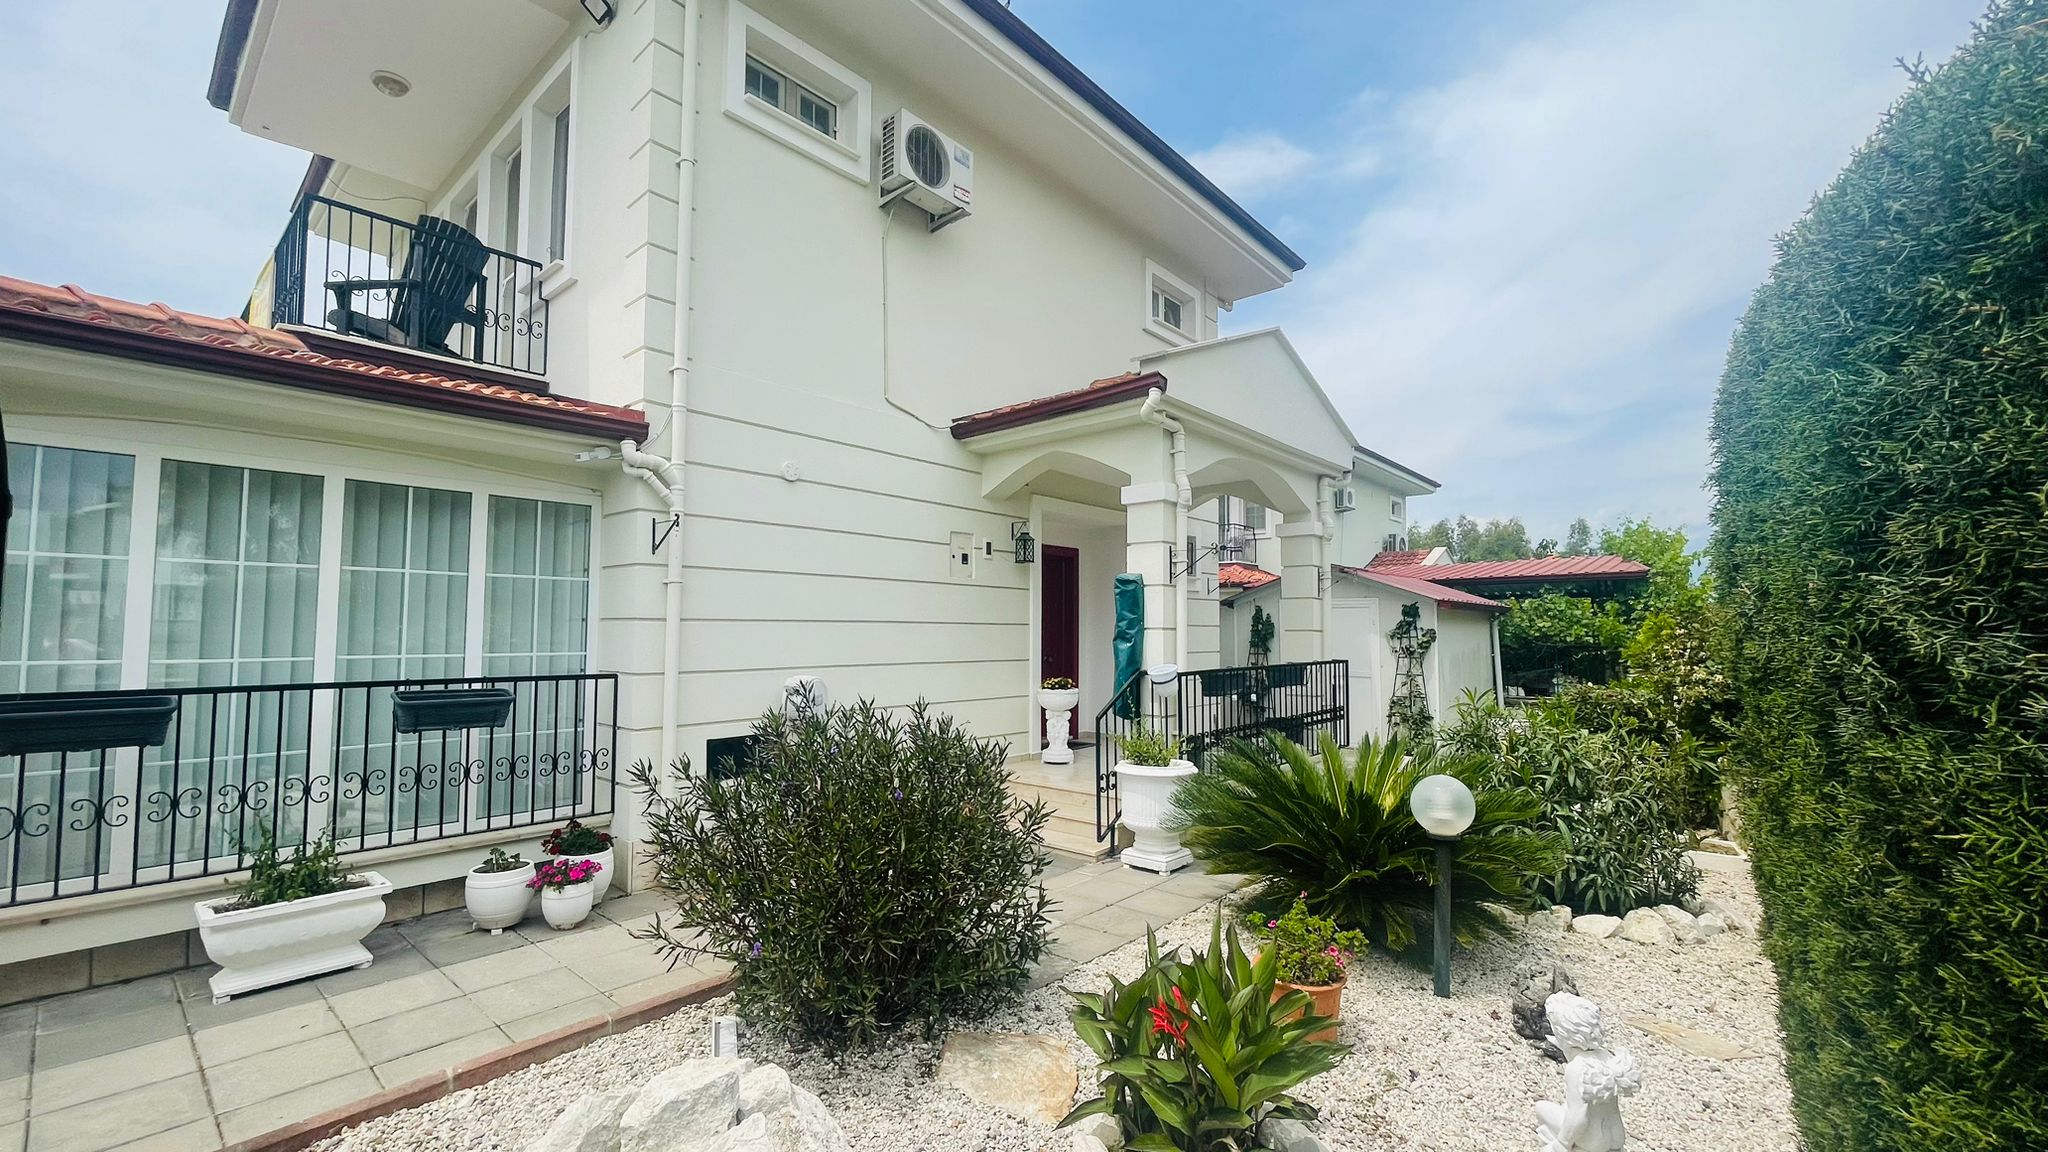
[1268,920,1278,928]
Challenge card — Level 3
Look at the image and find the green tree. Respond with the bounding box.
[1561,517,1594,556]
[1408,517,1453,552]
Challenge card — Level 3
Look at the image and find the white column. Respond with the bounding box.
[1276,521,1327,662]
[1122,482,1180,673]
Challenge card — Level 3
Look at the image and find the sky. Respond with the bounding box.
[0,1,1986,543]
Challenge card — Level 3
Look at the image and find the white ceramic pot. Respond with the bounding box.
[465,861,536,933]
[541,880,596,930]
[553,845,614,905]
[194,871,393,1004]
[1039,688,1081,765]
[1116,759,1199,873]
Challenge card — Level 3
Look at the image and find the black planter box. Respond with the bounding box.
[0,695,179,757]
[392,687,515,734]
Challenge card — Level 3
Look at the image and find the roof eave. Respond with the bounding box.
[206,0,259,112]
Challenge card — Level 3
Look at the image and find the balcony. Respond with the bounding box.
[269,194,549,378]
[0,672,615,908]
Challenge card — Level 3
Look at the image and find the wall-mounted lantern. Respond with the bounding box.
[1011,521,1036,564]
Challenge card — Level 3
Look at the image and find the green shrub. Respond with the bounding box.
[629,700,1053,1049]
[1117,723,1181,767]
[1440,696,1700,915]
[1063,916,1346,1150]
[1709,5,2048,1145]
[1169,733,1561,951]
[1255,895,1366,987]
[230,830,356,910]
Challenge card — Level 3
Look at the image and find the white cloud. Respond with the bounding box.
[1188,132,1317,200]
[1255,0,1979,540]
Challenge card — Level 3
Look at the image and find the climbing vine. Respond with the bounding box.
[1386,602,1437,741]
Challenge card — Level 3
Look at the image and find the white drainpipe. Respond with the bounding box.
[1139,388,1192,670]
[1317,476,1337,660]
[616,0,702,791]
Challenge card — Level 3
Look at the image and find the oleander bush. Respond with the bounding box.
[1169,732,1562,951]
[1709,4,2048,1146]
[630,699,1053,1049]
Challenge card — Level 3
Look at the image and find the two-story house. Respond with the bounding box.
[0,0,1442,996]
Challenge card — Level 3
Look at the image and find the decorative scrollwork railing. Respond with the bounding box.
[0,673,615,909]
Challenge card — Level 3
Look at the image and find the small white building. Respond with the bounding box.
[0,0,1444,995]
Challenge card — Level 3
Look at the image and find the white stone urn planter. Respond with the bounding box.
[1039,687,1081,765]
[553,845,614,905]
[541,880,597,930]
[194,871,392,1004]
[1116,759,1198,873]
[465,859,536,933]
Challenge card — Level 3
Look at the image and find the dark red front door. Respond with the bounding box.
[1040,545,1080,741]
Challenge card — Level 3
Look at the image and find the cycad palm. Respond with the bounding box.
[1169,732,1562,951]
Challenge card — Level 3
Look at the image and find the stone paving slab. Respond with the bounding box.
[9,855,1238,1152]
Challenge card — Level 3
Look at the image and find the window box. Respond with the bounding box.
[0,695,178,757]
[391,687,515,734]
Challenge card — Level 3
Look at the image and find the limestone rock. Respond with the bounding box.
[1069,1113,1122,1148]
[738,1064,794,1118]
[1257,1116,1333,1152]
[1069,1136,1110,1152]
[756,1086,849,1152]
[1570,913,1622,939]
[1701,898,1752,933]
[708,1111,773,1152]
[934,1032,1077,1124]
[1653,904,1702,943]
[620,1057,746,1152]
[1626,1015,1760,1061]
[1525,905,1572,933]
[1509,962,1578,1053]
[1618,907,1676,946]
[528,1088,634,1152]
[1696,910,1729,938]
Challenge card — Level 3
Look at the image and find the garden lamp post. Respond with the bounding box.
[1410,774,1476,998]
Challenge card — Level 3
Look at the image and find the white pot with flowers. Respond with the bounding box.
[193,832,390,1004]
[1114,723,1197,873]
[531,857,604,930]
[464,847,535,933]
[1039,676,1081,765]
[542,819,615,905]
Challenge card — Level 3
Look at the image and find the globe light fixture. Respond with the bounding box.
[1409,773,1476,998]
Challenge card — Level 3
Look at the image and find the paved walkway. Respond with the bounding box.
[2,855,1239,1152]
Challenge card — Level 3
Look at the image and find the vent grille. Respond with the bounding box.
[881,114,898,183]
[903,124,947,187]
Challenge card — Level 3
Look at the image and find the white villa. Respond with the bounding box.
[0,0,1502,999]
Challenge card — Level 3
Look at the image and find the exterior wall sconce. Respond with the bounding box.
[580,0,617,26]
[1410,773,1477,998]
[1011,521,1036,564]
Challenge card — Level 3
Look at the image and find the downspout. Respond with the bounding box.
[1139,388,1191,670]
[618,0,702,790]
[1317,476,1337,661]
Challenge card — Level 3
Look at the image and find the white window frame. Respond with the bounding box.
[1390,498,1404,521]
[1144,259,1200,346]
[435,45,579,299]
[724,0,872,183]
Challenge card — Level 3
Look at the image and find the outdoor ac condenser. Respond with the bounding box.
[879,109,973,228]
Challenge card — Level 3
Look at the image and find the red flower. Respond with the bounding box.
[1148,986,1192,1047]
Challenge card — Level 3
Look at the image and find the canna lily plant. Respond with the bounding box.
[1061,914,1347,1151]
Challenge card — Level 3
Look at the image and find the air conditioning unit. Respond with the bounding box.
[880,110,973,229]
[1221,524,1253,558]
[1331,487,1357,512]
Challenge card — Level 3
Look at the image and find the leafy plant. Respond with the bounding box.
[474,847,527,874]
[1386,603,1438,741]
[1062,916,1346,1150]
[1042,676,1077,691]
[1248,604,1276,662]
[629,699,1052,1050]
[1169,733,1561,951]
[541,819,612,856]
[528,857,602,891]
[1118,723,1181,768]
[229,830,356,911]
[1439,694,1699,916]
[1257,895,1366,987]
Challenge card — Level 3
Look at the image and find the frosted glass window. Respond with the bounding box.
[0,444,133,693]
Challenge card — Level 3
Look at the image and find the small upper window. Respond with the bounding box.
[1144,260,1199,345]
[745,54,834,140]
[1391,498,1404,519]
[1151,288,1185,334]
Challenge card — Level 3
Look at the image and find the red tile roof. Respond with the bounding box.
[0,276,648,440]
[1400,556,1651,584]
[951,372,1165,439]
[1333,565,1507,611]
[1217,562,1278,589]
[1367,549,1431,569]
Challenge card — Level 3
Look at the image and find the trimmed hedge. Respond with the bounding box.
[1708,5,2048,1149]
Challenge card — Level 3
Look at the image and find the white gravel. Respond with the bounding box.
[311,864,1795,1152]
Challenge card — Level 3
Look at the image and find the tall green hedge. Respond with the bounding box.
[1709,5,2048,1148]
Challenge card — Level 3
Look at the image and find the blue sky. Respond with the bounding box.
[0,1,1984,542]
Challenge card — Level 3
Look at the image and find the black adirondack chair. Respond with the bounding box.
[325,215,490,358]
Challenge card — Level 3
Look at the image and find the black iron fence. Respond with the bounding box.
[271,193,549,377]
[1090,659,1348,843]
[0,673,615,909]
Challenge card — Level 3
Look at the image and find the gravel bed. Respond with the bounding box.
[312,864,1794,1152]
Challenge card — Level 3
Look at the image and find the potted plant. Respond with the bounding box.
[530,857,603,930]
[1248,604,1275,667]
[1258,895,1367,1042]
[465,847,535,933]
[193,832,391,1004]
[1039,675,1081,765]
[542,819,615,905]
[1114,724,1198,873]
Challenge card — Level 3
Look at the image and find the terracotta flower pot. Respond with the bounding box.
[1273,972,1346,1043]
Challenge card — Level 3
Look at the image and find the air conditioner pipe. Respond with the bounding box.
[1317,476,1338,661]
[1140,388,1191,671]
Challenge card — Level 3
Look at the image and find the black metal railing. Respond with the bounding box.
[0,673,614,909]
[271,193,548,377]
[1089,659,1348,843]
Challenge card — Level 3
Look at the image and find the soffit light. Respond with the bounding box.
[370,71,412,98]
[1409,774,1476,839]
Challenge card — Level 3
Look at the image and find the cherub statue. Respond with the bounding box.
[1536,992,1642,1152]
